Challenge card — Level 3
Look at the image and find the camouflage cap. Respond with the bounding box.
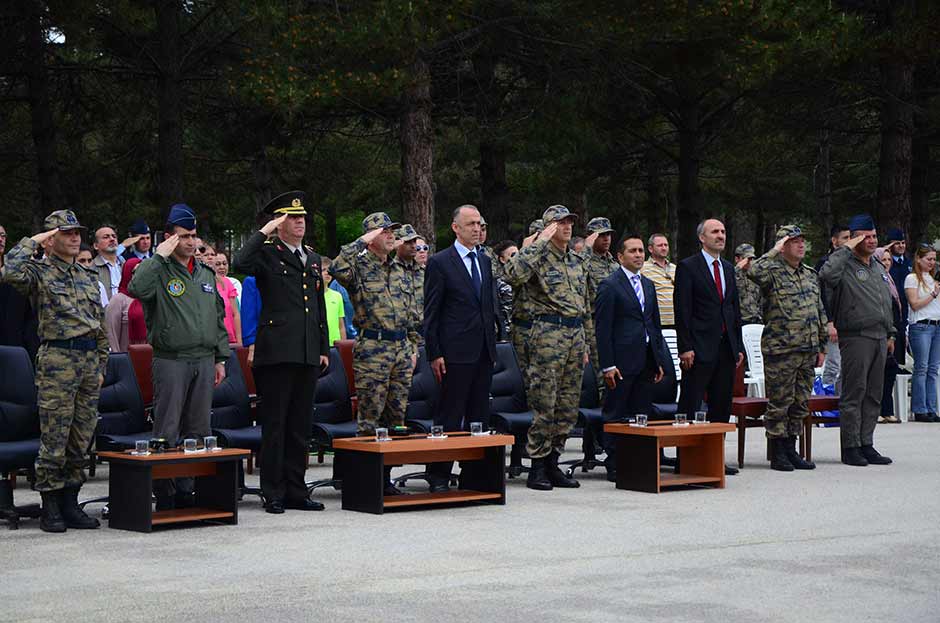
[734,243,756,258]
[528,219,544,235]
[362,212,400,233]
[775,225,804,241]
[586,217,614,235]
[542,204,579,223]
[43,209,85,231]
[396,223,420,241]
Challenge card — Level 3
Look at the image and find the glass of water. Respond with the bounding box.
[635,414,648,427]
[674,413,688,427]
[183,438,198,453]
[375,427,390,442]
[133,439,150,455]
[694,411,707,425]
[204,435,219,451]
[430,425,444,438]
[470,422,484,436]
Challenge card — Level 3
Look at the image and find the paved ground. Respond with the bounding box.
[2,423,938,623]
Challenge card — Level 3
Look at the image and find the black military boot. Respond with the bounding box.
[546,451,580,488]
[784,437,816,470]
[526,457,553,491]
[769,438,794,472]
[383,466,404,496]
[860,445,893,465]
[841,446,868,466]
[39,491,67,533]
[61,486,100,529]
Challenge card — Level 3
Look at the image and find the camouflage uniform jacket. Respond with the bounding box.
[582,251,619,313]
[735,265,764,324]
[2,237,108,372]
[501,239,591,329]
[747,249,827,354]
[330,239,419,350]
[397,257,425,347]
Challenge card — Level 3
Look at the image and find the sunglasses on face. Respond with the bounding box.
[416,245,429,251]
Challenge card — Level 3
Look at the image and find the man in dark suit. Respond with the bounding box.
[595,234,672,481]
[885,227,911,370]
[674,218,745,475]
[233,191,330,513]
[423,204,502,492]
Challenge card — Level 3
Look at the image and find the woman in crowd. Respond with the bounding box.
[904,244,940,423]
[77,243,109,307]
[212,248,242,346]
[215,250,242,302]
[104,257,147,352]
[492,239,518,338]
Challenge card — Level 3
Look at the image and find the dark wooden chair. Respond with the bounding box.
[731,360,769,467]
[801,396,841,461]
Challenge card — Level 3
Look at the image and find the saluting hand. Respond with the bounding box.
[522,232,538,248]
[772,235,792,253]
[736,257,752,269]
[259,214,288,236]
[360,227,385,245]
[584,231,599,250]
[156,234,179,258]
[537,222,558,243]
[845,234,867,250]
[30,229,58,244]
[121,234,143,248]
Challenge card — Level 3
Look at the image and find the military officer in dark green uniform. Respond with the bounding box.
[581,217,618,402]
[747,226,826,471]
[395,224,425,348]
[734,243,763,325]
[234,191,330,513]
[2,210,107,533]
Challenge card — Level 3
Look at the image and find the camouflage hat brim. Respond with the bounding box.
[56,224,87,231]
[367,221,401,232]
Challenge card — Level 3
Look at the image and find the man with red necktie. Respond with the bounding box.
[674,218,745,475]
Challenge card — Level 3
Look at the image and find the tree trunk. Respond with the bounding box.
[876,59,913,235]
[676,97,703,259]
[479,141,510,242]
[910,80,930,247]
[21,0,63,216]
[815,128,832,229]
[645,148,666,234]
[154,0,184,222]
[399,55,435,247]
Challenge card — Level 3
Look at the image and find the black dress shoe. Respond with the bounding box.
[605,469,617,483]
[526,458,553,491]
[841,447,868,467]
[284,498,325,511]
[724,464,739,475]
[264,499,285,514]
[860,445,892,465]
[914,413,933,423]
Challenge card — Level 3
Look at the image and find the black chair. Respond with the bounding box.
[650,357,679,419]
[308,347,356,492]
[560,362,605,476]
[210,351,262,500]
[0,346,41,529]
[394,347,451,487]
[489,341,534,478]
[81,352,151,512]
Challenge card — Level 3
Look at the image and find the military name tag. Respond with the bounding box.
[201,283,215,293]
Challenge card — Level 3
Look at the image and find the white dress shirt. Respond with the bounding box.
[283,241,306,265]
[454,240,481,279]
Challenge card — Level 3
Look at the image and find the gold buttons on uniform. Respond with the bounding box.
[305,308,309,313]
[304,295,309,301]
[303,284,307,289]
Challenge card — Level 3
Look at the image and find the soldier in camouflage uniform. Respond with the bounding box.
[395,224,425,348]
[580,217,619,402]
[2,210,107,532]
[330,212,418,495]
[502,206,590,491]
[510,219,543,384]
[747,225,827,471]
[734,243,763,325]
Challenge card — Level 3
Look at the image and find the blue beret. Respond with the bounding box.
[886,227,905,242]
[167,204,196,231]
[847,214,874,232]
[129,218,150,235]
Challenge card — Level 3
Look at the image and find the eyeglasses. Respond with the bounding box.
[416,245,429,251]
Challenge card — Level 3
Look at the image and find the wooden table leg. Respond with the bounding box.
[337,450,385,514]
[615,434,659,493]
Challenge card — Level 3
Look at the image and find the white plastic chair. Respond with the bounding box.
[741,324,765,397]
[895,374,912,422]
[661,329,682,382]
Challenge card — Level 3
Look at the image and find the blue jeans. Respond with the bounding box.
[908,322,940,414]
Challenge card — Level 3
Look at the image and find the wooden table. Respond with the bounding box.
[99,448,249,532]
[332,433,513,514]
[603,422,735,493]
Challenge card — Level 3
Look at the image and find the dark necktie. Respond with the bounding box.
[294,249,303,265]
[467,251,482,298]
[712,259,723,302]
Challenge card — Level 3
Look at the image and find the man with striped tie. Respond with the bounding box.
[594,234,673,482]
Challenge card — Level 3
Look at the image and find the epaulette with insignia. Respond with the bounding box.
[264,239,274,245]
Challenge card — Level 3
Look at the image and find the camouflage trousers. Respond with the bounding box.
[763,351,816,439]
[34,345,101,492]
[525,322,586,459]
[353,337,414,436]
[586,326,607,405]
[511,318,532,385]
